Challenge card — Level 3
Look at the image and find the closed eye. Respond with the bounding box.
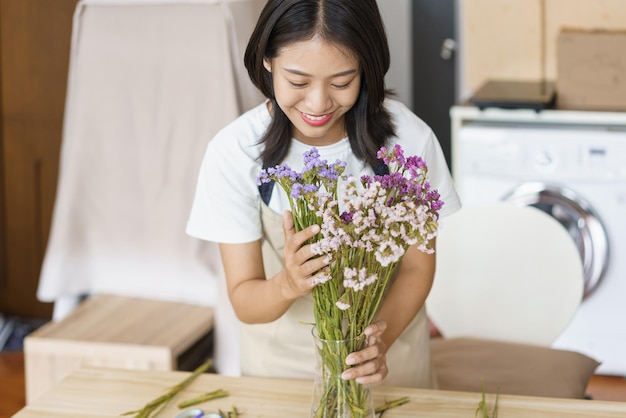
[332,82,352,89]
[289,82,307,88]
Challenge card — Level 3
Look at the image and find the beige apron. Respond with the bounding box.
[239,203,436,388]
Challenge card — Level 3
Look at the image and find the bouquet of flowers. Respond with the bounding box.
[257,144,443,417]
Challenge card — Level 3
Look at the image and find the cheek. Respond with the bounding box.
[272,80,301,107]
[337,87,360,109]
[345,89,360,106]
[338,78,361,107]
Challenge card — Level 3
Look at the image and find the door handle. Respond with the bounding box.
[440,38,457,60]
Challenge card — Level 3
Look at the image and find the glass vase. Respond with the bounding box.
[310,329,374,418]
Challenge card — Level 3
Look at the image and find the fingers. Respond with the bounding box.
[364,320,387,339]
[342,328,389,384]
[348,361,388,385]
[282,211,320,256]
[282,210,295,233]
[344,339,387,369]
[281,211,327,297]
[342,344,388,384]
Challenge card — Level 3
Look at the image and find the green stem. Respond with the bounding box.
[177,389,228,408]
[230,405,240,418]
[121,359,212,417]
[375,397,409,414]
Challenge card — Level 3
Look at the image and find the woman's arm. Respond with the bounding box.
[218,211,329,323]
[342,240,436,384]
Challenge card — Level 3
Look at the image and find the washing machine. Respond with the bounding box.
[452,107,626,376]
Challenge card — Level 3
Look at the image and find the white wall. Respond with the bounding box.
[377,0,413,108]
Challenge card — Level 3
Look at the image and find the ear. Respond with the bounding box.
[263,58,272,73]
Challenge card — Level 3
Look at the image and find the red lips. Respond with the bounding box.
[300,111,334,127]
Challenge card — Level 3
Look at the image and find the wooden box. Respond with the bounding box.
[24,294,213,404]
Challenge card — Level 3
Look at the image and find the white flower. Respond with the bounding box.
[260,145,442,341]
[336,301,351,310]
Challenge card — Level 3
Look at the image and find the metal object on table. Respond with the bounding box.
[175,410,224,418]
[175,409,206,418]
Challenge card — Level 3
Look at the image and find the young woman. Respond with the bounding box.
[187,0,461,388]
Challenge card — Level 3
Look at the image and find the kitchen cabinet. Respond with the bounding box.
[0,0,79,318]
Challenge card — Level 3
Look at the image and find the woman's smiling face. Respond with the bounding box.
[264,36,361,146]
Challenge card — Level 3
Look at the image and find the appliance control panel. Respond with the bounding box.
[451,106,626,182]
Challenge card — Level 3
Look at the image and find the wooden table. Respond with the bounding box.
[11,366,626,417]
[24,294,214,403]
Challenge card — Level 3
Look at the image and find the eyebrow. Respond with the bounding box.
[283,68,358,78]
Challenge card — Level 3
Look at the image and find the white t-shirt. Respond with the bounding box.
[186,98,461,379]
[187,98,461,242]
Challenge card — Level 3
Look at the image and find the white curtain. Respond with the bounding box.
[38,0,265,375]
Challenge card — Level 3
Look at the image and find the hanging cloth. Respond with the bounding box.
[38,0,264,311]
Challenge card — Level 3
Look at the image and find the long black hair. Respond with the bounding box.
[244,0,395,169]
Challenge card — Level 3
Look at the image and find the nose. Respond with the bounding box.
[305,84,332,113]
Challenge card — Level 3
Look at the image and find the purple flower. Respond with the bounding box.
[319,163,344,181]
[377,144,406,167]
[303,147,321,165]
[376,146,387,161]
[291,183,304,199]
[407,155,427,170]
[273,164,299,181]
[256,170,271,185]
[302,148,326,172]
[256,144,445,344]
[340,211,354,224]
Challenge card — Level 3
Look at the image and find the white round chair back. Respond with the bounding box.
[427,203,584,346]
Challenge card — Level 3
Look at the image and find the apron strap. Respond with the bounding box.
[259,180,275,206]
[373,162,389,176]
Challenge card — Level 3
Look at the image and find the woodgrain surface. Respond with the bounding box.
[23,294,213,404]
[4,353,626,418]
[11,367,626,418]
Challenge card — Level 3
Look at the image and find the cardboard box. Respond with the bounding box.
[557,29,626,111]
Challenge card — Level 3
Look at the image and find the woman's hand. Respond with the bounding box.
[281,211,329,300]
[342,320,389,384]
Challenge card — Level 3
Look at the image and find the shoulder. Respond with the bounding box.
[384,98,434,137]
[187,102,269,244]
[383,98,436,152]
[383,100,462,217]
[208,101,270,160]
[196,101,269,207]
